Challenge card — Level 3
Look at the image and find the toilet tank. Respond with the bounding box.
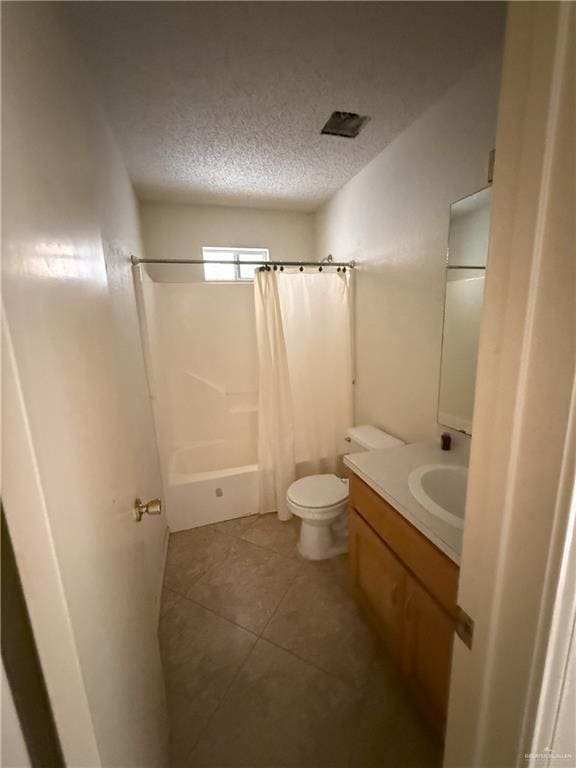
[345,425,404,454]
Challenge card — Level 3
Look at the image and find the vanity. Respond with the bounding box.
[345,443,465,737]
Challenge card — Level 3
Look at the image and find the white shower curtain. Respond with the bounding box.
[255,269,353,520]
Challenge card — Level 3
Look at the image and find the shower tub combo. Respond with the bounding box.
[165,443,258,532]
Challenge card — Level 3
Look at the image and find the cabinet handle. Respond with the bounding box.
[391,583,399,605]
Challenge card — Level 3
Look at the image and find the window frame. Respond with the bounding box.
[201,246,270,282]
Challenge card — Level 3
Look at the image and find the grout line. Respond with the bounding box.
[173,591,260,639]
[210,512,302,562]
[239,512,263,536]
[236,531,301,563]
[257,568,302,638]
[171,514,303,565]
[162,516,382,765]
[258,634,364,693]
[163,552,301,636]
[185,637,260,763]
[169,576,367,694]
[158,585,183,623]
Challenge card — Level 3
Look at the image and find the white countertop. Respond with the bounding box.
[344,442,467,564]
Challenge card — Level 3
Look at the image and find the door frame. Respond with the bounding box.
[444,3,575,766]
[2,316,101,766]
[1,504,65,767]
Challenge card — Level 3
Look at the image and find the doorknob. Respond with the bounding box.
[134,497,162,522]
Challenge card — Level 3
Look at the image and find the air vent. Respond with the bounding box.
[321,111,370,138]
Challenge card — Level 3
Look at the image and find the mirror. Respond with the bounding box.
[438,187,491,435]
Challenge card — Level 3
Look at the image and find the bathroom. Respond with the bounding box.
[2,3,574,768]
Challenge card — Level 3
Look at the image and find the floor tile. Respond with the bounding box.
[263,568,377,687]
[363,651,408,701]
[241,512,300,557]
[168,691,219,768]
[160,587,180,618]
[159,594,256,705]
[189,638,362,768]
[298,552,352,592]
[208,514,258,538]
[186,538,301,633]
[161,514,438,768]
[164,527,234,595]
[350,656,442,768]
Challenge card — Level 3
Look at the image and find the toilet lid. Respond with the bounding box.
[287,474,349,509]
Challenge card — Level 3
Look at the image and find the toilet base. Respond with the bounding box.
[296,515,348,561]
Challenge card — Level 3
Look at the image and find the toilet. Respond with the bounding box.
[287,426,405,560]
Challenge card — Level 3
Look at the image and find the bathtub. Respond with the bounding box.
[165,444,259,532]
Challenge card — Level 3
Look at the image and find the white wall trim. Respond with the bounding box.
[444,4,576,766]
[526,374,576,765]
[156,525,171,626]
[474,3,574,754]
[2,316,101,766]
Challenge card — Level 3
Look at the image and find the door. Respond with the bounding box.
[403,573,455,733]
[350,511,406,656]
[2,4,168,765]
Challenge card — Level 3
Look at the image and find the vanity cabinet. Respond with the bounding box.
[402,574,455,729]
[349,474,459,736]
[352,511,406,656]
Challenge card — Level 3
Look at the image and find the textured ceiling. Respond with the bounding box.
[66,2,505,211]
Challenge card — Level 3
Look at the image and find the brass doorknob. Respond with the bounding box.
[134,497,162,522]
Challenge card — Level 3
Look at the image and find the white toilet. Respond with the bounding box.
[287,426,405,560]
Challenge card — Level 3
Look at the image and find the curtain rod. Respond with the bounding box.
[131,256,355,269]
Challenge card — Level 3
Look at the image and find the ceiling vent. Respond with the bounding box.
[321,111,370,138]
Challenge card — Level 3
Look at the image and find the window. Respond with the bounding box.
[202,247,269,281]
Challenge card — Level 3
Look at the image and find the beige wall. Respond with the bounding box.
[140,201,316,282]
[2,4,167,765]
[316,50,502,444]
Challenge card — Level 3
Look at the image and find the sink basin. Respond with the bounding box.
[408,464,468,529]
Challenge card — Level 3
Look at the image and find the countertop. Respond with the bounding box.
[344,442,467,564]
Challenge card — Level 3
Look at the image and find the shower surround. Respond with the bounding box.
[138,265,353,531]
[139,273,259,531]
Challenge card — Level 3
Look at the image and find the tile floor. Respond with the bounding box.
[160,513,442,768]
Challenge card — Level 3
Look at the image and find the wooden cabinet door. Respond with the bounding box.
[349,511,406,657]
[402,573,455,733]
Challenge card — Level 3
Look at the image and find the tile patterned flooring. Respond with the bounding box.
[160,513,442,768]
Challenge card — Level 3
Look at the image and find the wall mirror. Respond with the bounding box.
[438,186,491,435]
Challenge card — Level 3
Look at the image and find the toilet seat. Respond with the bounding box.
[287,474,349,509]
[288,497,348,520]
[286,474,350,560]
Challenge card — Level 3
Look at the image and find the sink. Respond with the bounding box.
[408,464,468,529]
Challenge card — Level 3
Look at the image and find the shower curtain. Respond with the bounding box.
[255,269,353,520]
